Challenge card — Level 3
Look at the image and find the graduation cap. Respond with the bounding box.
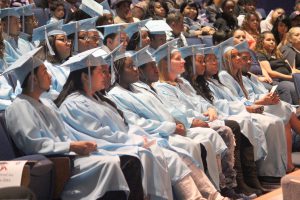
[62,17,98,54]
[15,4,35,34]
[124,19,150,48]
[179,44,205,75]
[0,7,20,36]
[103,44,122,85]
[215,37,234,70]
[100,0,111,12]
[111,0,132,9]
[79,0,103,17]
[235,41,256,61]
[97,23,126,38]
[61,46,108,92]
[152,38,179,72]
[32,20,64,55]
[1,47,43,87]
[145,20,172,35]
[131,45,156,67]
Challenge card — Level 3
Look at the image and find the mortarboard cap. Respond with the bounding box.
[202,46,220,55]
[62,46,108,92]
[131,45,156,67]
[179,44,206,59]
[62,17,98,54]
[79,0,103,17]
[124,19,150,48]
[103,44,122,84]
[0,7,20,36]
[15,4,35,33]
[97,23,127,38]
[145,20,172,35]
[235,41,256,61]
[1,47,44,85]
[0,7,20,18]
[111,0,132,9]
[124,19,150,39]
[152,38,179,72]
[179,44,205,75]
[32,20,64,55]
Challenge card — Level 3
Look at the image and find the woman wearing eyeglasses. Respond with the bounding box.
[41,30,72,102]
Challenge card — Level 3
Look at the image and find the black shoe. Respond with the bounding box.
[221,188,251,200]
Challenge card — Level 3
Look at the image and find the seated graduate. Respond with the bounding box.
[107,43,249,199]
[3,47,144,200]
[125,20,151,51]
[15,4,39,49]
[219,42,300,173]
[0,20,16,110]
[180,44,276,194]
[151,40,255,199]
[97,23,129,53]
[204,44,294,181]
[232,29,298,105]
[0,7,22,65]
[54,46,220,200]
[1,6,35,64]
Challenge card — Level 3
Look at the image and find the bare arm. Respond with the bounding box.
[259,60,293,80]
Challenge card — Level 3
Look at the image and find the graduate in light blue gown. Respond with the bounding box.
[54,47,220,200]
[106,44,256,199]
[151,40,255,199]
[1,7,35,58]
[180,45,269,194]
[2,48,144,200]
[219,44,297,176]
[179,45,267,161]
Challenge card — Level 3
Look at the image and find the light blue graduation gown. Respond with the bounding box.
[5,94,131,200]
[43,60,70,100]
[3,40,21,66]
[59,91,192,199]
[4,36,35,55]
[109,83,225,188]
[218,71,288,177]
[177,77,267,161]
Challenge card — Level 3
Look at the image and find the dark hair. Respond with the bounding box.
[146,0,169,19]
[55,66,96,107]
[166,10,183,25]
[212,30,230,45]
[221,0,235,9]
[182,56,214,103]
[49,0,64,12]
[180,0,199,21]
[41,34,69,63]
[96,14,113,26]
[65,10,91,24]
[113,57,126,85]
[126,31,140,50]
[21,67,39,89]
[271,15,291,44]
[102,32,118,46]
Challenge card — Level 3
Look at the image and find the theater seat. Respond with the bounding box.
[0,111,70,199]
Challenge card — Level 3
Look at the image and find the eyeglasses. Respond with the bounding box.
[56,38,71,43]
[78,35,90,41]
[240,56,252,62]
